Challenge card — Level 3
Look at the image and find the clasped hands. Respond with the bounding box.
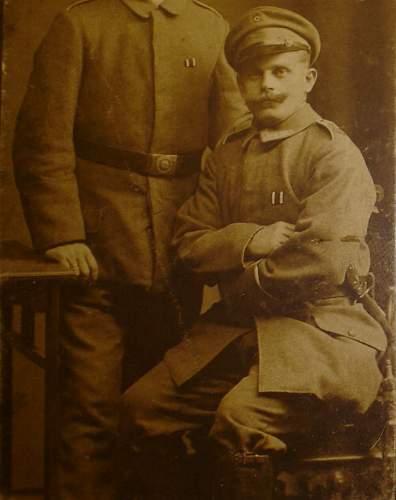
[245,221,296,260]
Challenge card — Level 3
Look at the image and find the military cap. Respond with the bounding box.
[225,6,321,70]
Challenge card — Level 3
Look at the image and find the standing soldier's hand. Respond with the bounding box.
[246,222,295,259]
[45,243,99,281]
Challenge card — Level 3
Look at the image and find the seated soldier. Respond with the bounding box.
[120,6,386,499]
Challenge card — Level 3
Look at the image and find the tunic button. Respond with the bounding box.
[347,329,356,337]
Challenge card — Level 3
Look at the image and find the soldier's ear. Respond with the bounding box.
[305,67,317,94]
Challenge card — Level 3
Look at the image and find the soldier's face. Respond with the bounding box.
[237,51,317,128]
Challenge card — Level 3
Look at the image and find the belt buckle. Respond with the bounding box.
[151,154,178,176]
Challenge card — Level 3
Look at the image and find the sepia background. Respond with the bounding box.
[1,0,395,493]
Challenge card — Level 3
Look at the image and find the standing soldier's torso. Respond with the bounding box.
[69,0,228,153]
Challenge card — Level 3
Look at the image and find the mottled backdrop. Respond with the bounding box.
[1,0,395,491]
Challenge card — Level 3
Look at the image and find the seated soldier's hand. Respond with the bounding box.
[45,242,99,281]
[246,222,295,259]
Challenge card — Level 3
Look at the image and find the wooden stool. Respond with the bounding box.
[0,241,76,499]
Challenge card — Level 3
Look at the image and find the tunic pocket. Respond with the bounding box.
[311,308,386,352]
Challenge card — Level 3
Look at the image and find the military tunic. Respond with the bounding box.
[13,0,248,289]
[169,103,385,413]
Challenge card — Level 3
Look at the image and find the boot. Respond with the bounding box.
[213,451,274,500]
[120,436,212,500]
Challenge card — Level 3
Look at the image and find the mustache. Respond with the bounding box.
[248,94,287,105]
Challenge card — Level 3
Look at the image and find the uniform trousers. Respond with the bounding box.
[58,282,182,500]
[121,331,331,459]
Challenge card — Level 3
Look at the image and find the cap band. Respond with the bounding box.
[234,27,311,67]
[237,43,311,68]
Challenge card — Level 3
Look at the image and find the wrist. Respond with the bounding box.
[246,227,270,259]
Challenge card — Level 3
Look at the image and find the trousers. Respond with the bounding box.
[57,282,182,500]
[121,334,329,455]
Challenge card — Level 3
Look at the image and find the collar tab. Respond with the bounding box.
[315,118,336,140]
[257,103,322,144]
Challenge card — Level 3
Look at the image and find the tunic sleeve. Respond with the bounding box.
[222,133,377,309]
[258,135,375,301]
[13,11,85,250]
[172,153,262,282]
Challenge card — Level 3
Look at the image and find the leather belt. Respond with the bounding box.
[74,138,203,177]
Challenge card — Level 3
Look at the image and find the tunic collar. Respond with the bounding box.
[121,0,187,18]
[242,103,322,148]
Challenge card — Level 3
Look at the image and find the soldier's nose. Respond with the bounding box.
[261,71,275,91]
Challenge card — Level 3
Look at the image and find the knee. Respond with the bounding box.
[209,392,253,453]
[213,392,246,434]
[212,392,294,454]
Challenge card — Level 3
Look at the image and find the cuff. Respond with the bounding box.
[254,263,281,304]
[222,223,264,271]
[241,226,266,269]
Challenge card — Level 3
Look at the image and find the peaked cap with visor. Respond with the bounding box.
[225,6,321,70]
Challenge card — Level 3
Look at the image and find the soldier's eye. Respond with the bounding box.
[273,67,288,77]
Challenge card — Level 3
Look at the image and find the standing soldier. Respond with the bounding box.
[13,0,248,498]
[121,6,387,500]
